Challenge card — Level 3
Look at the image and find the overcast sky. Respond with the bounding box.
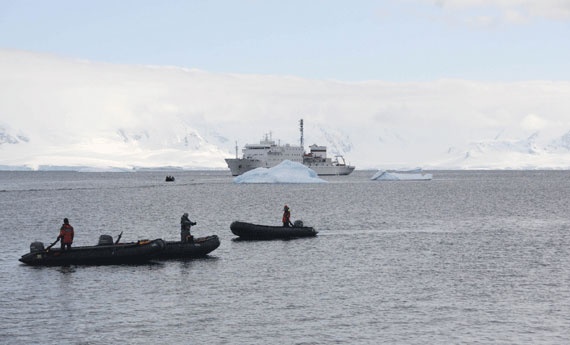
[1,0,569,81]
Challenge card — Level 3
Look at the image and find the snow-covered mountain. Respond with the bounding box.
[2,50,570,171]
[546,131,570,153]
[0,126,29,145]
[437,132,570,169]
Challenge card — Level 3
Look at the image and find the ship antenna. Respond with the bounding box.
[299,119,304,149]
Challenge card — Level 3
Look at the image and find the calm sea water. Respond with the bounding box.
[1,170,569,344]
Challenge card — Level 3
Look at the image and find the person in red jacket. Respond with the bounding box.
[282,205,293,227]
[58,218,74,251]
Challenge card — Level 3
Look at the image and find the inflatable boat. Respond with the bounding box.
[230,221,318,240]
[19,235,166,266]
[157,235,221,259]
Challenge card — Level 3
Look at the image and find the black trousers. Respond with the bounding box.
[181,230,193,242]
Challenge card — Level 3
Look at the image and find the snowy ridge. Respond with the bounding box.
[546,131,570,153]
[2,50,570,171]
[438,131,570,169]
[0,126,29,145]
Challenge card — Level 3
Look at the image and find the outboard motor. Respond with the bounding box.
[293,220,304,228]
[98,234,114,246]
[30,241,45,253]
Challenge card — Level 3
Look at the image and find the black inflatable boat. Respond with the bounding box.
[157,235,221,259]
[19,235,166,266]
[230,221,318,240]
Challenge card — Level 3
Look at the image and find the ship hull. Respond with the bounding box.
[225,158,354,176]
[304,163,355,176]
[225,158,265,176]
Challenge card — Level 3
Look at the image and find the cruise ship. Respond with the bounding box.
[225,120,355,176]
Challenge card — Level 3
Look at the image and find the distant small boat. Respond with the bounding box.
[19,236,166,266]
[165,176,175,182]
[157,235,220,259]
[230,221,318,240]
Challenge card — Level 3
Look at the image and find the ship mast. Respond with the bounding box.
[299,119,304,149]
[235,141,238,159]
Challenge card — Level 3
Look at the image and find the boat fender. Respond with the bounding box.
[293,220,304,228]
[30,241,45,253]
[98,235,114,246]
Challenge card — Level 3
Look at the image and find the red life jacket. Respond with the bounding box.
[59,224,74,244]
[282,210,291,223]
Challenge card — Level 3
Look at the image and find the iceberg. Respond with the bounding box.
[371,168,432,181]
[233,160,328,184]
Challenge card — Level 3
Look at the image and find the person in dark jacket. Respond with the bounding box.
[282,205,293,227]
[58,218,74,250]
[180,213,197,243]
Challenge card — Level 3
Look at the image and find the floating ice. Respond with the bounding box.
[233,160,327,184]
[371,168,432,181]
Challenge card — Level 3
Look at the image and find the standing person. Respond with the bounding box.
[58,218,74,251]
[282,205,293,227]
[180,212,197,243]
